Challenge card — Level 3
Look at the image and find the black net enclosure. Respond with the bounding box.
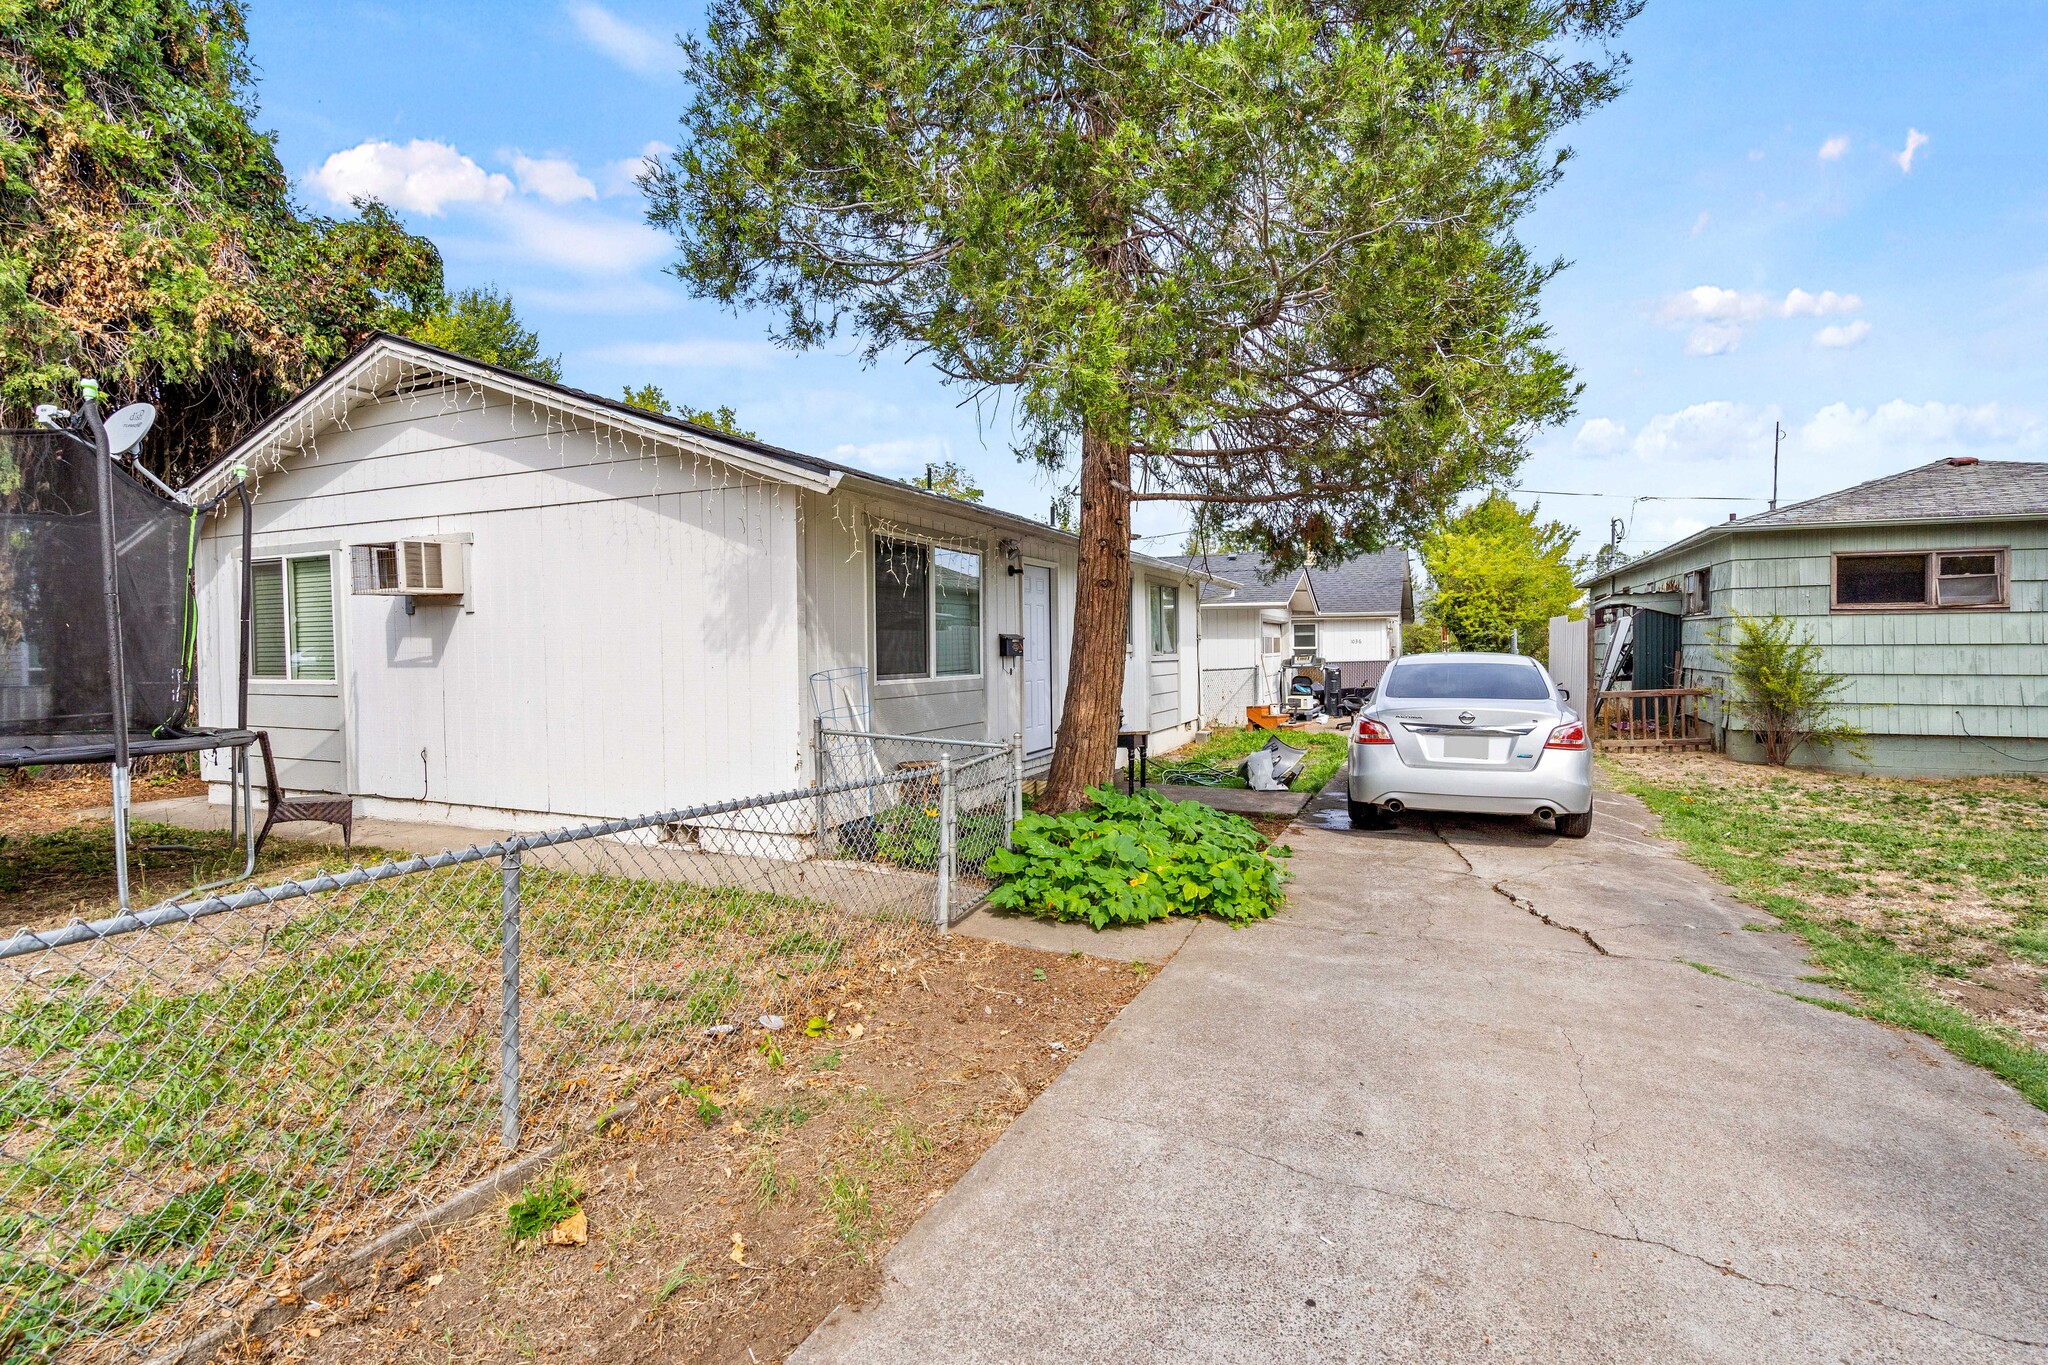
[0,428,195,747]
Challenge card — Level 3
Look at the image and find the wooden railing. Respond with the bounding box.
[1591,688,1712,750]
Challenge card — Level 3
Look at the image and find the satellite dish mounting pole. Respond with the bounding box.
[82,381,134,909]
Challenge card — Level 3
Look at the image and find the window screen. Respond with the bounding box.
[1381,659,1551,700]
[1150,583,1179,655]
[251,561,287,678]
[1835,554,1929,607]
[874,537,930,679]
[933,549,981,676]
[1936,552,2002,606]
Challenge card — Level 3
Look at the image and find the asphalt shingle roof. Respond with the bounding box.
[1740,457,2048,529]
[1165,548,1409,615]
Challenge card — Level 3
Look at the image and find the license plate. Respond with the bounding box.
[1443,735,1491,761]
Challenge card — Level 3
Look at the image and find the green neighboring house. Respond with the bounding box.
[1581,456,2048,777]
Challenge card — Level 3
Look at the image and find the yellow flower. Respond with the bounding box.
[1128,872,1149,887]
[923,807,938,818]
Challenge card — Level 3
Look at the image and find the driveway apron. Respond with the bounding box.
[794,784,2048,1363]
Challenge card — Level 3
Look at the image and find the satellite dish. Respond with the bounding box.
[32,404,69,428]
[103,403,157,456]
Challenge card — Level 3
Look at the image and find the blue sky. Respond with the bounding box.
[249,1,2048,561]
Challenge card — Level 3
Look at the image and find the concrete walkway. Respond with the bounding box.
[795,782,2048,1363]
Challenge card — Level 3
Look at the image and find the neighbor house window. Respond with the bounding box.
[1293,620,1318,653]
[1149,583,1179,655]
[874,536,981,679]
[1832,549,2008,610]
[1681,568,1712,616]
[251,555,336,681]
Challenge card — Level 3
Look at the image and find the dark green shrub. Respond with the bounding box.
[984,787,1288,929]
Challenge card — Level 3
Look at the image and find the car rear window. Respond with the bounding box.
[1380,660,1551,700]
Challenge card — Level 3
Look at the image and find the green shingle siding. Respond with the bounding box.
[1592,519,2048,772]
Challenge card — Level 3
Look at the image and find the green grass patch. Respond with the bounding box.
[985,786,1289,929]
[1608,760,2048,1113]
[505,1173,580,1240]
[1152,727,1349,793]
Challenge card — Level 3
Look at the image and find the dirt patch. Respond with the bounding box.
[209,938,1151,1365]
[0,765,205,837]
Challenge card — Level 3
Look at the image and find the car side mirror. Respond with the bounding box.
[1558,686,1571,700]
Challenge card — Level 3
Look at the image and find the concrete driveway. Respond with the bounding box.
[795,783,2048,1363]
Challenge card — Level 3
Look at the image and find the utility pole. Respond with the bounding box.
[1770,422,1784,511]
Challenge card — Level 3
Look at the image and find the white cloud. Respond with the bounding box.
[600,141,670,197]
[1628,402,1778,464]
[585,338,783,368]
[1812,320,1872,349]
[307,139,511,216]
[489,200,670,274]
[1571,417,1630,456]
[568,3,670,76]
[1894,127,1930,172]
[507,153,596,204]
[1800,400,2045,463]
[1688,211,1709,237]
[1657,285,1862,355]
[1817,134,1851,162]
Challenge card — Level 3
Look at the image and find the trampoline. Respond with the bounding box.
[2,383,280,910]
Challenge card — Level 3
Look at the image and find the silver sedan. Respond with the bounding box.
[1346,653,1593,837]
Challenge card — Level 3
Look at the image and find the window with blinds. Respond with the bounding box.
[250,554,335,681]
[874,536,981,680]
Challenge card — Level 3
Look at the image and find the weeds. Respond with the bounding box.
[1610,758,2048,1113]
[819,1167,879,1255]
[505,1174,580,1241]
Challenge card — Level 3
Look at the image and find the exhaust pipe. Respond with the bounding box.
[1382,799,1404,814]
[1535,807,1555,823]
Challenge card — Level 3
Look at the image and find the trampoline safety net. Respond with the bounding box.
[0,428,194,744]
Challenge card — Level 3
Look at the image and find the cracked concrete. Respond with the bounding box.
[794,779,2048,1363]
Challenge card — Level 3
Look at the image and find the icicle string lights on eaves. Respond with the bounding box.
[205,356,792,551]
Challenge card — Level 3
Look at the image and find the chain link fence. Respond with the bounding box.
[1,749,1018,1363]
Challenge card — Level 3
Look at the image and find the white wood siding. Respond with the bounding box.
[1313,615,1396,663]
[198,387,800,816]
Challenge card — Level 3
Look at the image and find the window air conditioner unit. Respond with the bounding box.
[354,539,465,597]
[398,539,463,595]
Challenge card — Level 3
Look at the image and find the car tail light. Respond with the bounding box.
[1546,720,1589,750]
[1354,717,1393,745]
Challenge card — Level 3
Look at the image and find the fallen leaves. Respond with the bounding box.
[547,1210,589,1247]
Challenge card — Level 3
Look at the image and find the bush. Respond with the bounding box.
[983,787,1289,929]
[1714,613,1865,765]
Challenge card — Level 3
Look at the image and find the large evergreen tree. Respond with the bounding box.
[652,0,1637,808]
[0,0,445,483]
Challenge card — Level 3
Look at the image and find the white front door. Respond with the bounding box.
[1021,564,1054,754]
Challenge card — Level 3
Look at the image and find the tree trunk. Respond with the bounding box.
[1038,427,1132,813]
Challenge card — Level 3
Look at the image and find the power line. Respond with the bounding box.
[1515,489,1764,502]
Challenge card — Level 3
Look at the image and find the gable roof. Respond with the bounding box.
[1741,456,2048,529]
[183,332,1220,584]
[1164,552,1307,606]
[1166,548,1409,616]
[1582,457,2048,587]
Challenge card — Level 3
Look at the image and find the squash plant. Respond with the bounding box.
[983,787,1288,929]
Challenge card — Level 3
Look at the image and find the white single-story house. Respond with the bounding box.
[184,334,1215,829]
[1164,549,1413,725]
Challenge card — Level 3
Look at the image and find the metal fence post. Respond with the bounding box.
[936,752,954,932]
[499,847,522,1152]
[1009,737,1025,841]
[813,716,830,859]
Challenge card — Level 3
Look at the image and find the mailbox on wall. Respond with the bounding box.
[997,633,1025,659]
